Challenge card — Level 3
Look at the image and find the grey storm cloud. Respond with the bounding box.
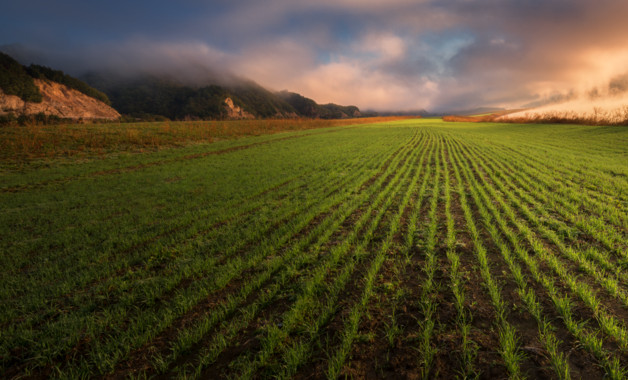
[2,0,628,111]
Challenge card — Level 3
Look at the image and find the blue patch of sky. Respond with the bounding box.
[316,51,334,65]
[0,0,219,46]
[413,29,474,77]
[236,10,363,64]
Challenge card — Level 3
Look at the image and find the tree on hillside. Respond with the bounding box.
[182,85,233,119]
[0,52,42,103]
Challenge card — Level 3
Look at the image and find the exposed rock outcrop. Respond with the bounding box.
[224,97,254,119]
[0,79,120,120]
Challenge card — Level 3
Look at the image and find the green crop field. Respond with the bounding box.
[1,119,627,379]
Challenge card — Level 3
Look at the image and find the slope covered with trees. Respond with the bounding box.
[277,91,361,119]
[83,73,363,121]
[0,52,42,103]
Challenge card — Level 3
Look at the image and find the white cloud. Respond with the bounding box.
[9,0,628,112]
[356,32,407,63]
[281,58,438,110]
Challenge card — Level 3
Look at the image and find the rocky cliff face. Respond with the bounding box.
[0,79,120,120]
[224,97,254,119]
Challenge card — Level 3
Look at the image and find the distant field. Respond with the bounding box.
[0,117,409,167]
[1,119,627,379]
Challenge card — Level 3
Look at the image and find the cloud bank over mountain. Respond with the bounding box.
[2,0,628,112]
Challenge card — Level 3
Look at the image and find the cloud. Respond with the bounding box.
[355,33,407,63]
[230,39,317,88]
[286,59,437,110]
[436,0,628,108]
[3,0,628,111]
[217,0,628,111]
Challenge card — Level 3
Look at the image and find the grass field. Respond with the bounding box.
[0,117,408,166]
[1,119,627,379]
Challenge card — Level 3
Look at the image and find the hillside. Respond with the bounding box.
[0,52,42,103]
[277,91,361,119]
[0,52,119,120]
[82,73,362,121]
[1,51,363,122]
[0,79,120,120]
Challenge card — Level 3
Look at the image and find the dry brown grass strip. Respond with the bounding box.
[443,108,628,126]
[498,109,628,126]
[0,116,415,163]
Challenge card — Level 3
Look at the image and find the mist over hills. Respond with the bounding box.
[2,48,484,121]
[276,91,361,119]
[1,49,366,122]
[82,72,364,121]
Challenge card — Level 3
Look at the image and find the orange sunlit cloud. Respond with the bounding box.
[2,0,628,112]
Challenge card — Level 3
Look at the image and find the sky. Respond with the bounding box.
[2,0,628,112]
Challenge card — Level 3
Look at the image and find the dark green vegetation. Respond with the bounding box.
[0,52,42,103]
[0,52,109,105]
[277,91,361,119]
[83,73,362,120]
[1,120,627,379]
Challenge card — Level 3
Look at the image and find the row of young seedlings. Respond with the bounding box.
[159,130,426,378]
[489,142,627,256]
[24,133,407,375]
[323,132,438,379]
[497,137,628,208]
[153,131,430,378]
[536,143,628,204]
[220,132,434,380]
[389,128,436,351]
[448,137,628,378]
[0,134,364,331]
[483,143,627,256]
[119,131,426,378]
[486,141,628,236]
[471,144,628,287]
[482,138,624,222]
[3,156,351,340]
[461,142,628,310]
[336,129,437,376]
[32,130,425,377]
[445,137,572,379]
[155,172,399,377]
[415,134,442,378]
[459,140,628,353]
[2,128,405,329]
[442,137,525,379]
[441,143,478,378]
[0,128,312,266]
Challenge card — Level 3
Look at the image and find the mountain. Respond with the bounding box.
[82,72,361,121]
[0,52,119,121]
[1,50,362,122]
[232,81,298,118]
[277,91,361,119]
[0,79,120,120]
